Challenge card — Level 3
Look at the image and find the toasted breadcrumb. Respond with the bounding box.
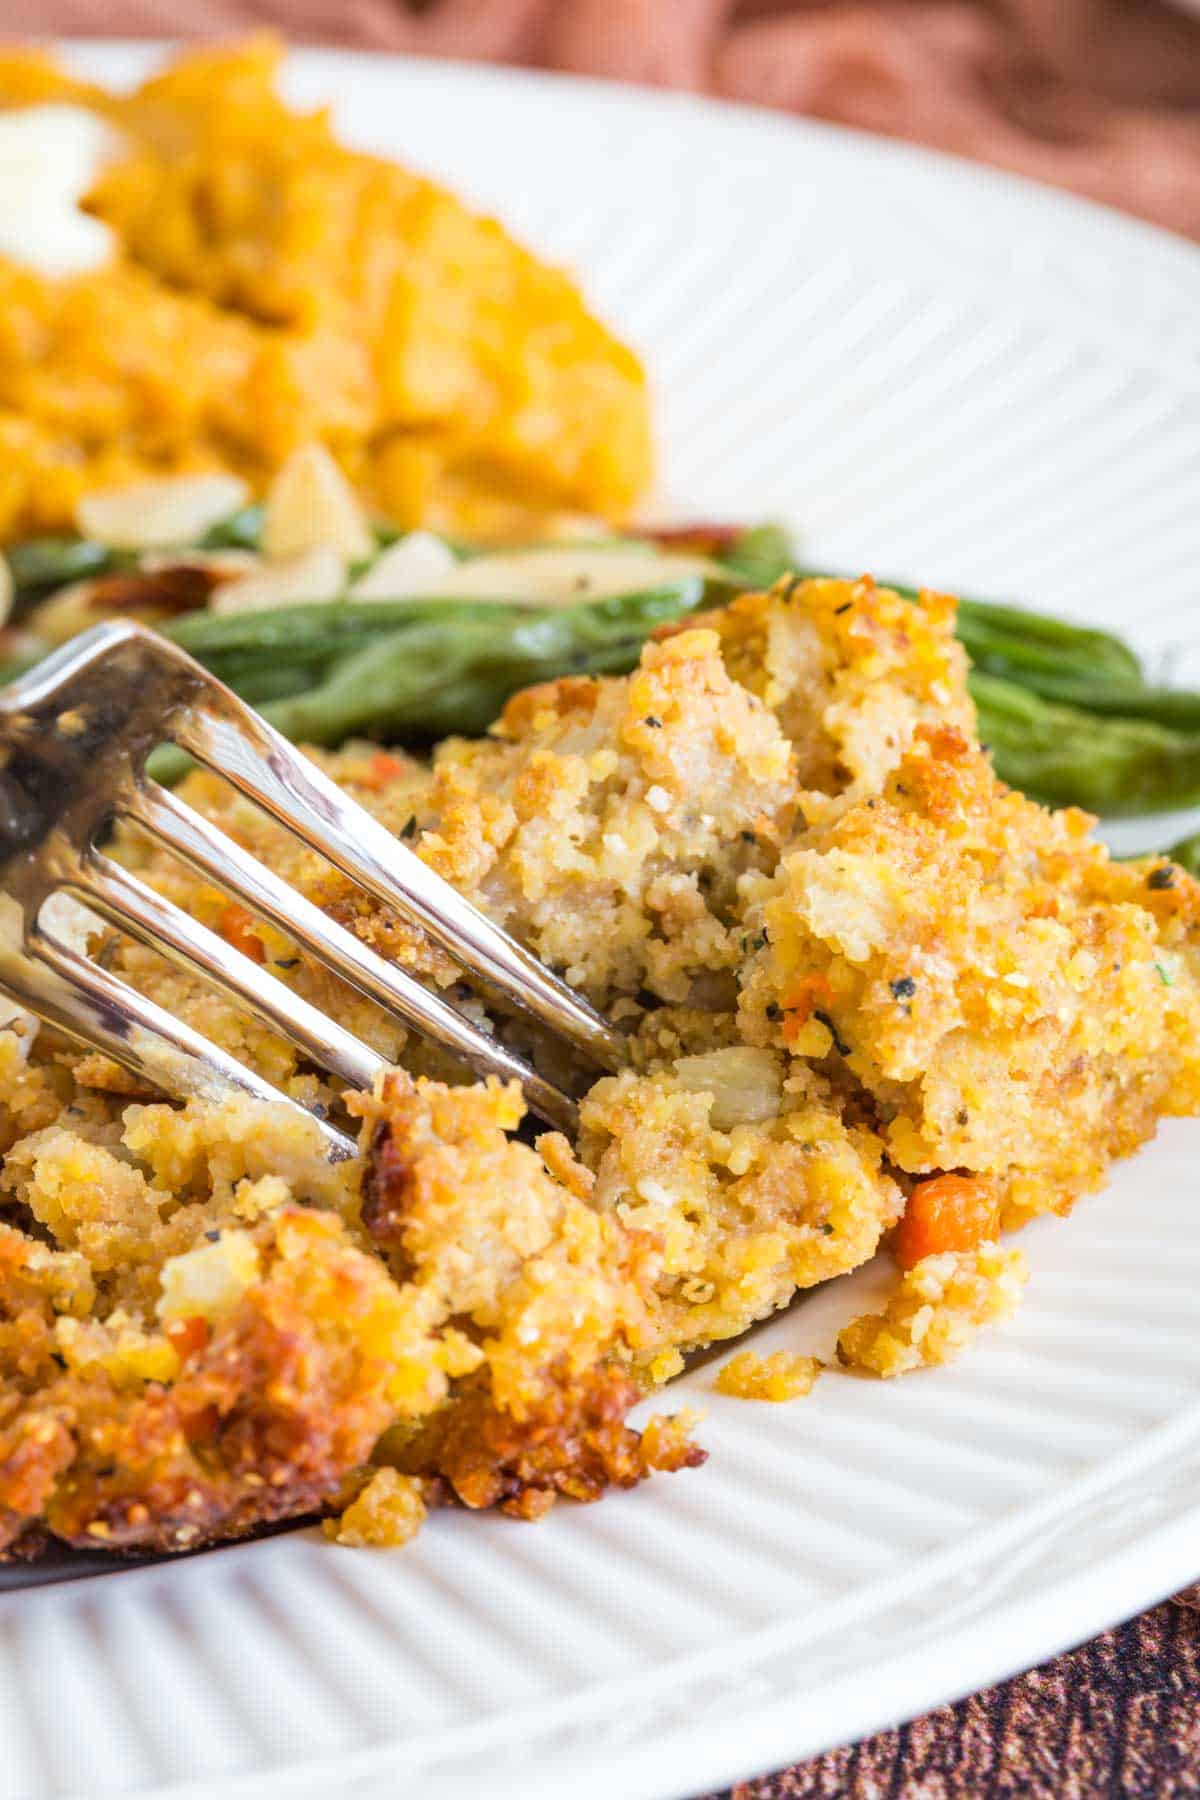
[326,1469,428,1548]
[836,1244,1029,1377]
[715,1350,822,1401]
[639,1409,707,1467]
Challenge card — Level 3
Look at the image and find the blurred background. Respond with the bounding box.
[8,0,1200,239]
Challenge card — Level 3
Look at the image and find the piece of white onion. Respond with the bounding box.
[675,1047,784,1130]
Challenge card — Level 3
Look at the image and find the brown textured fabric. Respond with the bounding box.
[697,1598,1200,1799]
[11,0,1200,238]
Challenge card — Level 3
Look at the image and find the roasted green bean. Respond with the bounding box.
[1165,831,1200,879]
[6,535,123,604]
[970,672,1200,816]
[200,503,266,552]
[12,513,1200,820]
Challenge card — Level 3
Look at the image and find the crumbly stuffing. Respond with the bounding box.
[326,1468,428,1547]
[579,1062,903,1357]
[416,626,797,1007]
[737,718,1200,1224]
[0,576,1196,1553]
[715,1350,822,1401]
[836,1244,1030,1377]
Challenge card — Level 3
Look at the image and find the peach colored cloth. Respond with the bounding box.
[16,1,1200,236]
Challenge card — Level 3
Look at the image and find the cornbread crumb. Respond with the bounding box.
[836,1243,1029,1378]
[639,1410,706,1471]
[157,1230,261,1323]
[326,1468,428,1548]
[715,1349,822,1401]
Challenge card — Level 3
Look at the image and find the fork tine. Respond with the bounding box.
[118,781,580,1133]
[173,689,625,1073]
[75,850,387,1095]
[17,912,357,1160]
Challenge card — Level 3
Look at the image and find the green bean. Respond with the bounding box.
[985,674,1200,732]
[955,599,1142,687]
[1165,831,1200,879]
[142,586,704,782]
[168,584,702,682]
[11,511,1200,822]
[717,524,797,590]
[259,599,677,746]
[200,504,266,552]
[970,672,1200,816]
[0,650,44,686]
[5,536,122,602]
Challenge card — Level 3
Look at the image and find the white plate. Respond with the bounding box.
[9,41,1200,1800]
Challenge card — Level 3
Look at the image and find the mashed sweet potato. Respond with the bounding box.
[1,575,1197,1554]
[0,39,651,540]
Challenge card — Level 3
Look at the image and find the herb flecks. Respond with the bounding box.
[813,1010,851,1057]
[1147,864,1176,890]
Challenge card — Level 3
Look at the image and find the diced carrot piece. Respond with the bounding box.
[166,1316,211,1360]
[365,750,405,788]
[218,902,264,963]
[894,1173,1000,1270]
[779,973,835,1043]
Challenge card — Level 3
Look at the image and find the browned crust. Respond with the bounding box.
[0,1211,411,1555]
[396,1362,705,1518]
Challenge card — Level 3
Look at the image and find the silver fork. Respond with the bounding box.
[0,620,624,1156]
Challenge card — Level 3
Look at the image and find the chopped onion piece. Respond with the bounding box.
[675,1047,784,1129]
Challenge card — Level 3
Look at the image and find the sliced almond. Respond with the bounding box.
[211,544,346,616]
[348,531,459,600]
[0,552,11,631]
[406,545,727,606]
[76,472,250,551]
[263,444,374,562]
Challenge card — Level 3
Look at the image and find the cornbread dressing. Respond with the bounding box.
[2,576,1197,1554]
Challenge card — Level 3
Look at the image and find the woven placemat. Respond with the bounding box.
[696,1597,1200,1799]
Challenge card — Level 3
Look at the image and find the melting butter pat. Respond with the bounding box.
[0,104,122,277]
